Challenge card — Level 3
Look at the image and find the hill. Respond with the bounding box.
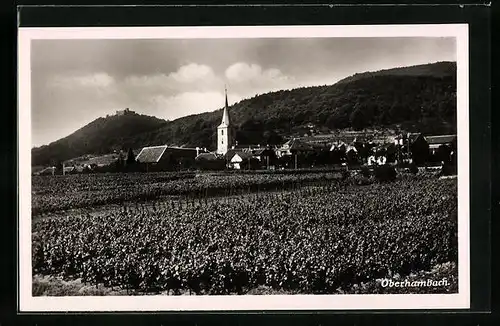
[31,61,457,166]
[32,111,166,166]
[335,61,457,84]
[135,61,456,148]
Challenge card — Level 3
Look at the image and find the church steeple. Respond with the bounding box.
[225,85,228,108]
[217,85,232,155]
[220,85,230,127]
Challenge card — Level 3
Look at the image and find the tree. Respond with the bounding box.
[374,165,397,182]
[355,143,374,164]
[126,148,136,166]
[326,114,338,129]
[328,104,351,129]
[350,107,367,131]
[55,160,64,175]
[437,144,452,164]
[112,157,124,172]
[263,130,283,146]
[410,136,430,166]
[235,130,250,146]
[378,109,392,125]
[346,149,359,165]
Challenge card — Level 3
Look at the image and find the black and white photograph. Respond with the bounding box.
[18,25,470,311]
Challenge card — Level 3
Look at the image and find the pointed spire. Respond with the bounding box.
[220,85,230,126]
[225,84,228,108]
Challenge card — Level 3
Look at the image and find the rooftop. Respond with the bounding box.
[425,135,457,145]
[135,145,168,163]
[196,152,219,161]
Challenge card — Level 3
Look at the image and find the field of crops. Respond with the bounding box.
[31,171,343,216]
[32,173,458,295]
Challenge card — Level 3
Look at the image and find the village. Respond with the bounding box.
[27,32,464,300]
[34,89,457,176]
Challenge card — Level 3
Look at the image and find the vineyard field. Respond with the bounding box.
[31,172,458,295]
[31,171,344,216]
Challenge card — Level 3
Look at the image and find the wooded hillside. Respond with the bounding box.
[32,61,456,166]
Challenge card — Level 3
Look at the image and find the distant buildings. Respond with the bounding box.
[115,108,133,116]
[132,87,235,171]
[276,138,316,157]
[425,135,457,155]
[196,87,457,170]
[135,145,205,171]
[35,88,458,175]
[33,166,55,176]
[226,151,253,170]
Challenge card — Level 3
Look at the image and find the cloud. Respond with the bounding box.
[225,62,291,84]
[123,63,220,95]
[147,91,242,121]
[170,63,216,83]
[223,62,298,99]
[48,72,115,89]
[225,63,261,82]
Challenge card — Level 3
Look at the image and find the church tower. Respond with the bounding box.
[217,86,232,155]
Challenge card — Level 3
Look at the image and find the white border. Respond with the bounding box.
[18,24,470,312]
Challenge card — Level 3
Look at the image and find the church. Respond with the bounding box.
[216,86,233,155]
[136,87,235,171]
[209,87,276,170]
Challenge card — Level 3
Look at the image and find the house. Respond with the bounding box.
[372,134,397,145]
[135,145,202,171]
[224,149,243,161]
[424,135,457,155]
[65,165,86,173]
[195,152,225,170]
[276,138,315,157]
[229,151,254,170]
[35,166,55,176]
[253,147,278,169]
[222,147,278,170]
[394,133,429,165]
[32,166,46,174]
[195,152,222,169]
[88,154,121,167]
[63,166,76,174]
[367,155,387,166]
[425,134,457,164]
[224,149,252,169]
[394,132,422,146]
[330,141,357,157]
[135,145,167,164]
[196,152,218,161]
[251,147,277,163]
[373,143,397,163]
[329,134,368,149]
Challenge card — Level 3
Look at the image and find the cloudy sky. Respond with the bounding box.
[31,37,456,147]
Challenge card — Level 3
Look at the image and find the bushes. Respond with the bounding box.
[341,170,351,181]
[374,165,397,182]
[355,164,397,183]
[409,163,419,175]
[360,165,371,178]
[350,173,374,186]
[440,163,457,176]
